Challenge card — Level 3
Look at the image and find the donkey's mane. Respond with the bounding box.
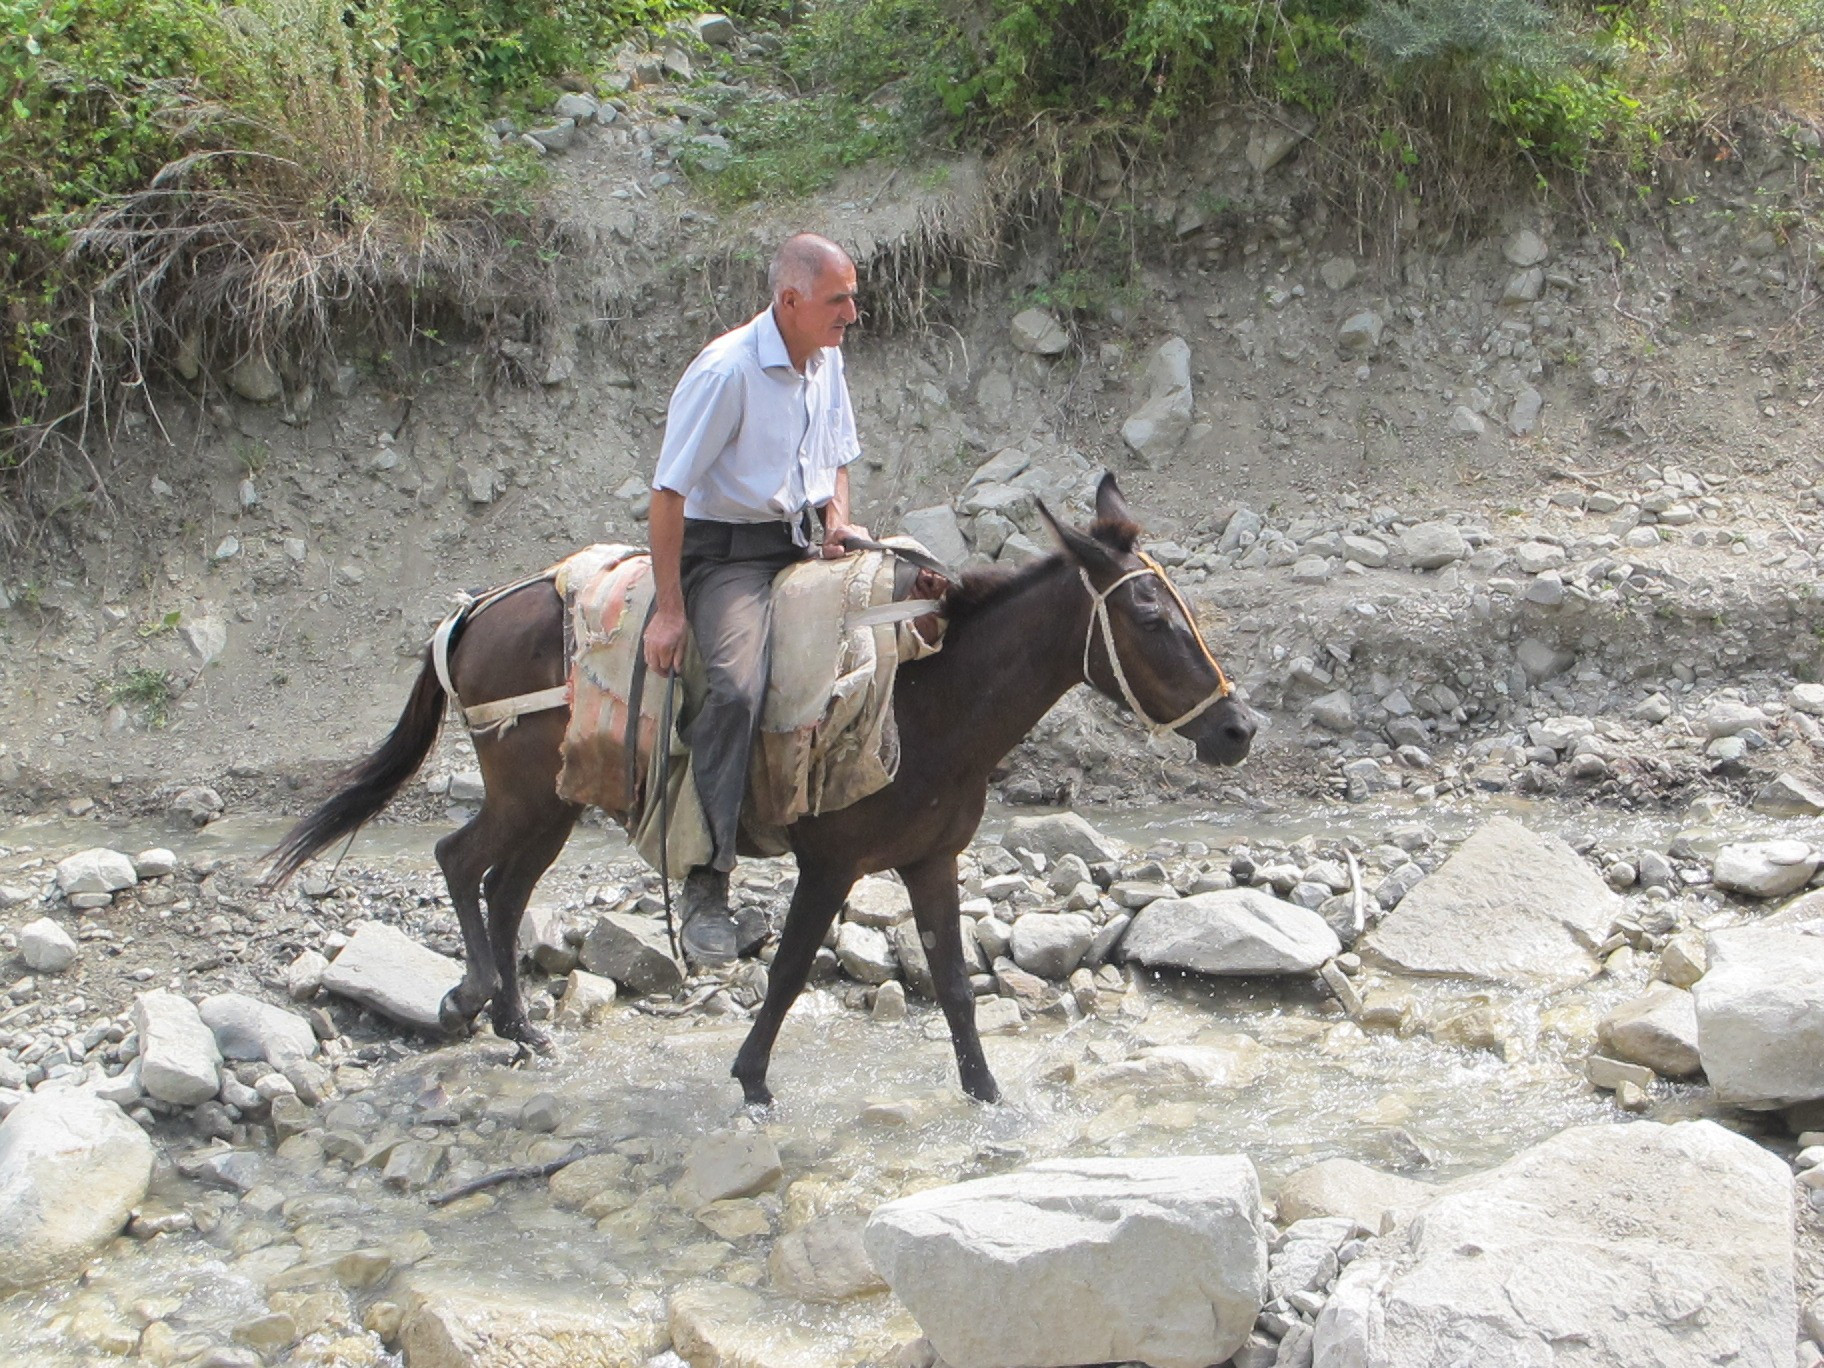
[940,513,1142,622]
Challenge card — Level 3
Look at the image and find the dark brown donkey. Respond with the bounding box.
[267,474,1257,1104]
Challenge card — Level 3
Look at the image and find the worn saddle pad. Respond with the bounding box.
[551,541,942,868]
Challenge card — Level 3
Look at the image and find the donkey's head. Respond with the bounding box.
[1038,473,1258,766]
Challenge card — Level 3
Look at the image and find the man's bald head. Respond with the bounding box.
[769,234,852,300]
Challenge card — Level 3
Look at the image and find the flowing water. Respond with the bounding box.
[0,796,1791,1366]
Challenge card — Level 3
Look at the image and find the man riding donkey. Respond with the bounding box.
[645,232,896,966]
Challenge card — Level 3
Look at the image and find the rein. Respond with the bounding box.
[1080,551,1233,739]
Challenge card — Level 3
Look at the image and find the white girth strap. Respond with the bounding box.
[1081,551,1233,739]
[427,570,571,738]
[460,685,570,737]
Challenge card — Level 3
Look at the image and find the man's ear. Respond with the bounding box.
[1037,499,1121,578]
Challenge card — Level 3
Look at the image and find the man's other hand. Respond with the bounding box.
[645,603,689,676]
[820,523,870,559]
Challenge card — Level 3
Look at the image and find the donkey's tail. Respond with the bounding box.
[263,649,448,888]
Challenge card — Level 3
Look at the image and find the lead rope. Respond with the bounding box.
[1080,555,1232,739]
[657,672,682,963]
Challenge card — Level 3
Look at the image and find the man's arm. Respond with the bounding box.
[816,465,870,560]
[645,489,689,675]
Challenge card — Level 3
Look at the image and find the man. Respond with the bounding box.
[645,233,868,966]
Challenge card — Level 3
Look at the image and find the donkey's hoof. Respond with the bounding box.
[963,1077,1002,1105]
[735,1076,775,1109]
[497,1019,555,1058]
[438,989,481,1038]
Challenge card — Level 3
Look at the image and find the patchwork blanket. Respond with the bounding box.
[551,541,943,871]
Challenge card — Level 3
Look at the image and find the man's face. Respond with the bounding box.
[779,259,859,355]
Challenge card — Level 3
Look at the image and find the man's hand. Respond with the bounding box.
[820,522,870,559]
[645,603,689,676]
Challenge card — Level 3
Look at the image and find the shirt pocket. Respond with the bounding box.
[809,392,853,472]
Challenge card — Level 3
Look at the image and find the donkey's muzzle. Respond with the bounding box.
[1192,697,1259,767]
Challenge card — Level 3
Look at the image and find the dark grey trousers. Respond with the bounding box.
[680,518,808,873]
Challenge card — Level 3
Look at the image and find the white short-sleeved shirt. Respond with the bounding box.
[651,307,861,526]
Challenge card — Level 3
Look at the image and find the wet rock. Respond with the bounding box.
[1121,337,1194,463]
[835,923,897,985]
[577,912,685,996]
[1009,912,1094,979]
[1712,839,1819,898]
[320,922,464,1031]
[1358,817,1618,989]
[1123,888,1341,976]
[843,875,911,930]
[1274,1158,1431,1232]
[547,1153,631,1216]
[669,1283,836,1367]
[1399,522,1467,570]
[53,848,136,896]
[169,785,225,826]
[1694,925,1824,1108]
[519,1093,561,1133]
[768,1213,888,1303]
[1316,1120,1793,1365]
[518,903,577,975]
[555,969,617,1027]
[1751,773,1824,817]
[871,980,907,1023]
[1598,983,1702,1079]
[1083,1038,1263,1090]
[19,918,76,972]
[383,1140,441,1190]
[287,949,329,1002]
[0,1092,154,1289]
[199,993,318,1064]
[973,996,1023,1036]
[400,1277,656,1367]
[1010,308,1070,356]
[1655,931,1707,988]
[866,1156,1266,1368]
[133,990,222,1104]
[679,1132,783,1208]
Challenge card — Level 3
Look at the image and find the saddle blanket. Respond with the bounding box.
[550,541,943,870]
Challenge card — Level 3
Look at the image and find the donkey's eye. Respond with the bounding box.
[1138,613,1167,632]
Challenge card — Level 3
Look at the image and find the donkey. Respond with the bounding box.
[268,473,1258,1104]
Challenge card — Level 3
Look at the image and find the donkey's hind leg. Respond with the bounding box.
[731,862,857,1107]
[901,852,998,1103]
[479,789,582,1052]
[435,809,506,1036]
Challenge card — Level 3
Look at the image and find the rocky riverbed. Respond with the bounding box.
[3,799,1824,1366]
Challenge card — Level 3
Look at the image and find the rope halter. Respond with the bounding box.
[1080,551,1233,740]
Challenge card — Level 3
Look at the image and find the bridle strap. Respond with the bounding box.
[1080,553,1233,739]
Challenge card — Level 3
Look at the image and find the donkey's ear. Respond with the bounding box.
[1037,498,1121,576]
[1095,472,1131,525]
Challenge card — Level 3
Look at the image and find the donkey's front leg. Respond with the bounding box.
[731,863,857,1107]
[901,852,999,1103]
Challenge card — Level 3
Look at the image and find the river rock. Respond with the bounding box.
[1694,924,1824,1108]
[1358,816,1618,989]
[669,1283,842,1368]
[1274,1158,1432,1233]
[1712,839,1819,899]
[400,1276,656,1367]
[1082,1038,1263,1090]
[1010,912,1094,979]
[767,1213,888,1303]
[19,918,77,972]
[1314,1120,1794,1366]
[133,990,222,1104]
[1597,983,1702,1079]
[286,949,329,1002]
[53,848,136,896]
[577,912,684,996]
[555,969,617,1027]
[199,993,318,1064]
[1399,522,1467,570]
[835,923,897,985]
[320,921,464,1031]
[844,876,911,929]
[133,848,178,878]
[0,1093,155,1289]
[1122,888,1341,975]
[679,1132,783,1208]
[865,1155,1266,1368]
[1004,811,1124,866]
[1751,774,1824,817]
[518,903,576,975]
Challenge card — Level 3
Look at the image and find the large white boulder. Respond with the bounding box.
[1314,1120,1794,1367]
[1122,888,1340,975]
[198,992,318,1064]
[1358,817,1617,988]
[1712,840,1819,899]
[865,1155,1266,1368]
[320,921,464,1030]
[1694,924,1824,1108]
[1597,982,1702,1079]
[1002,812,1124,866]
[0,1092,154,1288]
[53,848,136,896]
[132,990,221,1105]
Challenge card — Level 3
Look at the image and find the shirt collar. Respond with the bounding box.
[754,306,825,377]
